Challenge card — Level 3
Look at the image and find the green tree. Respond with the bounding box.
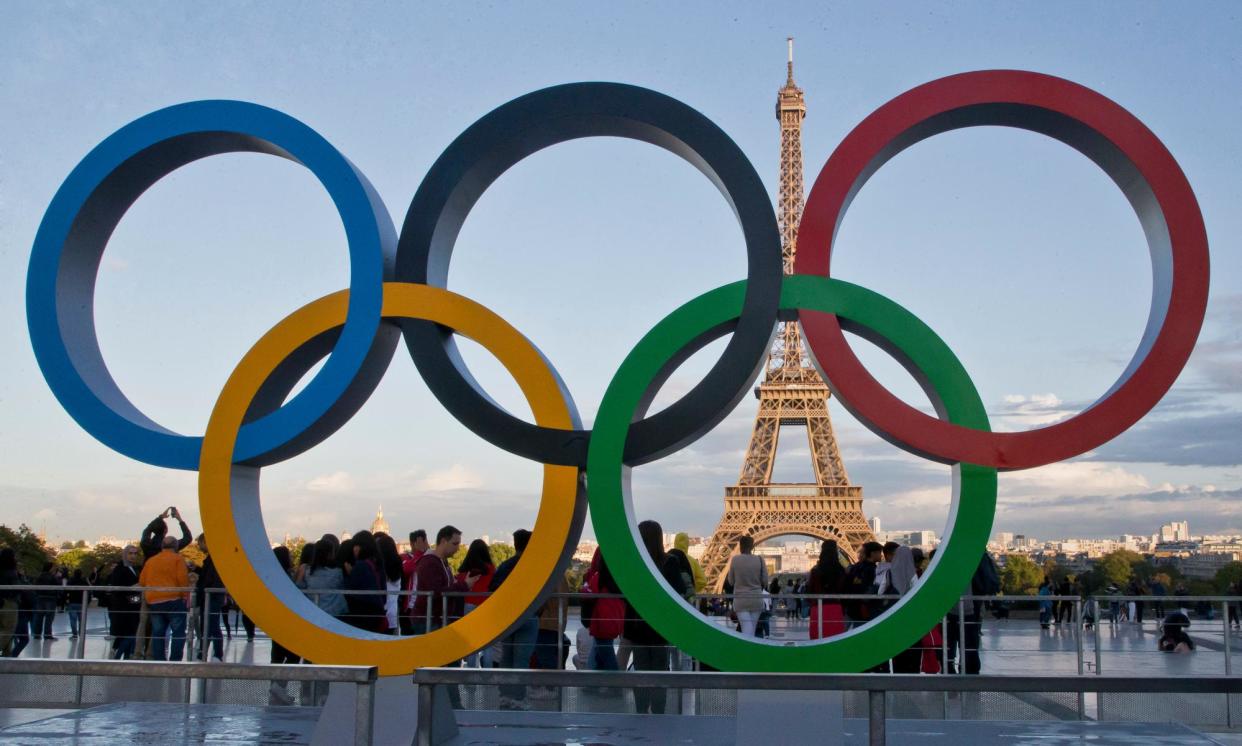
[488,543,516,566]
[1188,579,1216,596]
[446,545,468,572]
[0,524,55,575]
[1097,550,1136,587]
[1213,561,1242,592]
[86,544,123,576]
[283,536,309,565]
[445,541,518,573]
[1001,554,1043,595]
[565,558,590,592]
[1043,558,1069,584]
[56,547,92,572]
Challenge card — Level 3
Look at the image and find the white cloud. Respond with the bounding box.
[999,461,1150,501]
[416,464,484,492]
[306,470,355,493]
[993,392,1072,427]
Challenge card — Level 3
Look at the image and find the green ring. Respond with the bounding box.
[587,274,997,672]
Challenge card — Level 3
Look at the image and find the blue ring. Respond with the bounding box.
[26,100,394,469]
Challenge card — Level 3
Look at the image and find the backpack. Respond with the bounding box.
[588,595,625,641]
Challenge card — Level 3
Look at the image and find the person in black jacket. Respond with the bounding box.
[141,507,193,560]
[490,529,536,710]
[843,541,884,625]
[194,534,226,661]
[6,572,36,657]
[624,520,687,714]
[108,546,143,659]
[33,563,59,640]
[0,549,19,654]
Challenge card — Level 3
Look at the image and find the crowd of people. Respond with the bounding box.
[714,538,993,673]
[2,511,1235,707]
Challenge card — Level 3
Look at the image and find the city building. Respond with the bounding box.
[370,506,390,536]
[573,540,599,563]
[1159,521,1190,543]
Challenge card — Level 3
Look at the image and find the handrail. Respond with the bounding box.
[0,657,377,682]
[412,667,1242,693]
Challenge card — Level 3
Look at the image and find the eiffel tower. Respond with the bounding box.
[700,40,874,589]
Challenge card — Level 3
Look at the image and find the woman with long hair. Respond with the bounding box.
[807,540,846,639]
[293,543,315,586]
[456,539,496,610]
[299,538,347,621]
[270,547,299,664]
[347,531,385,630]
[455,538,496,666]
[585,547,623,671]
[624,520,687,714]
[342,532,386,633]
[374,533,404,635]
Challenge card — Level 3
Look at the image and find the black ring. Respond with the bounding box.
[395,83,782,467]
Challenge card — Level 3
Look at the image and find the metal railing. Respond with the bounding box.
[412,667,1242,746]
[3,585,1237,683]
[0,658,377,743]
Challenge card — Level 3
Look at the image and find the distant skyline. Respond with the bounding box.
[2,3,1239,546]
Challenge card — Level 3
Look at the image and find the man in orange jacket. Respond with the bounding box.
[139,535,190,661]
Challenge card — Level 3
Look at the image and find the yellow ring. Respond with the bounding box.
[199,282,580,675]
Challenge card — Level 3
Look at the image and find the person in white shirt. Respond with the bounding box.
[725,536,767,637]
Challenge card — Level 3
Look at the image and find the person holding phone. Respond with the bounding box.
[140,507,193,560]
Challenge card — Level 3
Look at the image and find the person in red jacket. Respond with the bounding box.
[399,530,428,635]
[455,539,496,667]
[410,526,479,634]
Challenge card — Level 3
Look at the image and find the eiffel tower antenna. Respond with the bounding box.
[699,42,875,588]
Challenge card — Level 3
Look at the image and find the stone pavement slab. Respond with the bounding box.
[0,702,319,745]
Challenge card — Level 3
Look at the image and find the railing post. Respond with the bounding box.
[1222,600,1232,676]
[1074,598,1085,720]
[957,598,967,676]
[941,614,949,718]
[355,677,375,745]
[195,591,210,705]
[868,688,886,746]
[557,594,566,712]
[73,587,87,707]
[199,588,211,662]
[816,597,822,640]
[76,589,89,659]
[1223,600,1233,729]
[416,678,432,746]
[1094,598,1104,721]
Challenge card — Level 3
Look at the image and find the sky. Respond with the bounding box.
[1,2,1239,547]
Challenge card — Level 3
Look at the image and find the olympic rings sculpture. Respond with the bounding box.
[27,71,1208,675]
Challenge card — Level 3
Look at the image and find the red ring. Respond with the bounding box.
[795,70,1209,470]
